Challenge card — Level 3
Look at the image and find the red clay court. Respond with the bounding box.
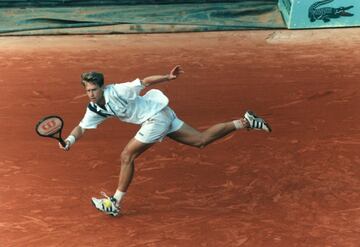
[0,29,359,246]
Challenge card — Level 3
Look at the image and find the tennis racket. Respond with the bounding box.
[35,115,66,147]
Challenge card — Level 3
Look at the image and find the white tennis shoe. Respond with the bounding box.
[91,192,120,217]
[244,111,272,132]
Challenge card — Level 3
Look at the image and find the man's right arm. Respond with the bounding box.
[59,125,86,151]
[60,105,107,151]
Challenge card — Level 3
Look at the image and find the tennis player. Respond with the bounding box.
[60,65,271,216]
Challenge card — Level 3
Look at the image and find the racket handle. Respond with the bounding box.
[59,138,67,147]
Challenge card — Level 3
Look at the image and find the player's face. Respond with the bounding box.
[84,82,104,104]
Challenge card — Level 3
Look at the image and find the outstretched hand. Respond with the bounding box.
[168,65,184,80]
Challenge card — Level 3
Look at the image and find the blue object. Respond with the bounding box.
[279,0,359,29]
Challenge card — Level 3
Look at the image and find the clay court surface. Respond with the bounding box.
[0,29,359,246]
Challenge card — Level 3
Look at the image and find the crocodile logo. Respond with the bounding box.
[308,0,354,23]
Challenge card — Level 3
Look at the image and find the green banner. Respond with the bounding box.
[0,1,285,35]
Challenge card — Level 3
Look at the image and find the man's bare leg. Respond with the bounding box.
[168,120,247,148]
[118,138,153,192]
[91,138,153,216]
[168,111,271,147]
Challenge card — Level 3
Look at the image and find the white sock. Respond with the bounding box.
[233,119,246,130]
[113,190,126,206]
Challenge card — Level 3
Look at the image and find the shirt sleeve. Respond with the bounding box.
[112,78,145,100]
[79,107,107,129]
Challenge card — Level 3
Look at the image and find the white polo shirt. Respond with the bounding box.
[79,78,169,129]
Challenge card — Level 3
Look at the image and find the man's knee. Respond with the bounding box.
[193,136,207,149]
[120,150,135,165]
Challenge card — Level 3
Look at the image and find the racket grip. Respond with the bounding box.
[59,138,67,147]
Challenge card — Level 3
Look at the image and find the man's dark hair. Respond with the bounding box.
[81,71,104,87]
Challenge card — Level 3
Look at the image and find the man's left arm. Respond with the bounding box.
[141,65,184,87]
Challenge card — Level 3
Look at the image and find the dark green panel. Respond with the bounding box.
[0,0,277,7]
[0,1,284,35]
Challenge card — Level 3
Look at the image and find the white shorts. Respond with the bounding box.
[134,107,184,144]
